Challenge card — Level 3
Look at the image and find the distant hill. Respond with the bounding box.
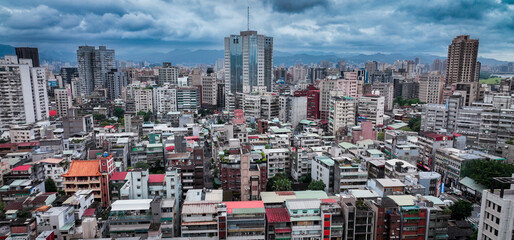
[0,43,510,66]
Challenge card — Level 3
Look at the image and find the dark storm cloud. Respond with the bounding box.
[266,0,329,13]
[0,0,512,61]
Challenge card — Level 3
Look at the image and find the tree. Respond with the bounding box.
[408,117,421,132]
[266,173,292,191]
[113,107,125,118]
[449,200,473,220]
[308,180,326,191]
[45,178,58,192]
[299,175,312,184]
[377,132,385,141]
[93,114,106,122]
[461,159,514,189]
[137,110,153,122]
[272,178,293,191]
[400,126,413,132]
[134,162,151,170]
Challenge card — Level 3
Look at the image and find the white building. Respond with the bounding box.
[36,206,75,240]
[153,86,177,115]
[328,96,356,135]
[0,56,49,129]
[358,95,385,126]
[262,148,291,178]
[62,189,95,220]
[133,88,153,112]
[478,177,514,240]
[54,88,72,118]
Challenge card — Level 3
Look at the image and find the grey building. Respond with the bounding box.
[76,46,115,96]
[15,47,40,67]
[106,69,128,100]
[224,30,273,101]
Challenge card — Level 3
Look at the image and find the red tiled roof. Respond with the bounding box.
[12,165,31,171]
[224,201,264,213]
[110,172,128,181]
[0,143,15,149]
[83,209,95,217]
[275,228,292,233]
[322,198,337,203]
[5,201,24,211]
[453,133,463,137]
[248,136,259,139]
[148,174,165,183]
[17,142,40,147]
[266,208,290,223]
[185,136,199,140]
[62,160,101,177]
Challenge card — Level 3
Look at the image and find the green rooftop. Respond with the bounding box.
[339,142,358,150]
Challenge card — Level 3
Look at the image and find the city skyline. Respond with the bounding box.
[0,0,513,61]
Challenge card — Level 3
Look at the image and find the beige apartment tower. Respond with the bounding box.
[445,35,479,86]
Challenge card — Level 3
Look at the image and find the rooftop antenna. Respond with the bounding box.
[247,5,250,31]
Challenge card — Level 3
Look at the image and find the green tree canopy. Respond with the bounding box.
[449,200,473,220]
[408,117,421,132]
[308,180,326,191]
[393,97,423,106]
[461,159,514,188]
[266,173,292,191]
[93,114,106,122]
[113,107,125,118]
[45,178,58,192]
[134,162,151,170]
[377,132,385,141]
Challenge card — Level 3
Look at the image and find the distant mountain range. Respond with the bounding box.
[0,44,510,67]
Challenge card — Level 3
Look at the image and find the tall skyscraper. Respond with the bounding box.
[224,30,273,96]
[76,46,115,96]
[0,55,49,129]
[54,88,73,117]
[445,35,479,85]
[106,69,128,100]
[60,67,78,84]
[15,47,40,67]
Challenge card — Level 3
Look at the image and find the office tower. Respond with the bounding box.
[15,47,40,67]
[60,67,78,84]
[54,88,72,117]
[0,56,49,129]
[76,46,115,96]
[224,30,273,98]
[176,87,200,112]
[445,35,479,85]
[158,62,179,85]
[431,59,443,72]
[308,67,327,83]
[106,69,128,100]
[365,61,378,75]
[419,72,444,104]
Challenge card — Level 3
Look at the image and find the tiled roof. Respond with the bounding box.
[149,174,165,183]
[266,208,290,223]
[5,201,24,210]
[224,201,264,213]
[12,165,31,171]
[110,172,128,181]
[83,209,95,217]
[321,198,337,203]
[17,142,40,147]
[62,160,101,177]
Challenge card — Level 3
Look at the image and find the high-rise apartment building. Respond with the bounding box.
[76,46,115,96]
[328,96,356,135]
[158,62,179,85]
[224,31,273,100]
[358,94,385,126]
[15,47,40,67]
[54,88,72,118]
[445,35,479,85]
[60,67,78,84]
[153,85,177,115]
[201,73,217,108]
[133,88,154,112]
[419,72,444,104]
[0,56,49,129]
[372,82,394,111]
[106,69,128,100]
[176,87,200,112]
[319,72,361,120]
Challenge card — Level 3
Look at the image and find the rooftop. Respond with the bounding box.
[286,199,321,210]
[111,199,152,211]
[388,195,417,206]
[62,160,101,177]
[148,174,165,183]
[224,201,265,214]
[376,178,405,188]
[12,165,31,171]
[349,189,380,199]
[266,208,290,223]
[185,189,223,202]
[110,172,128,181]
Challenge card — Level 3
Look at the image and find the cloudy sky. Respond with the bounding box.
[0,0,513,61]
